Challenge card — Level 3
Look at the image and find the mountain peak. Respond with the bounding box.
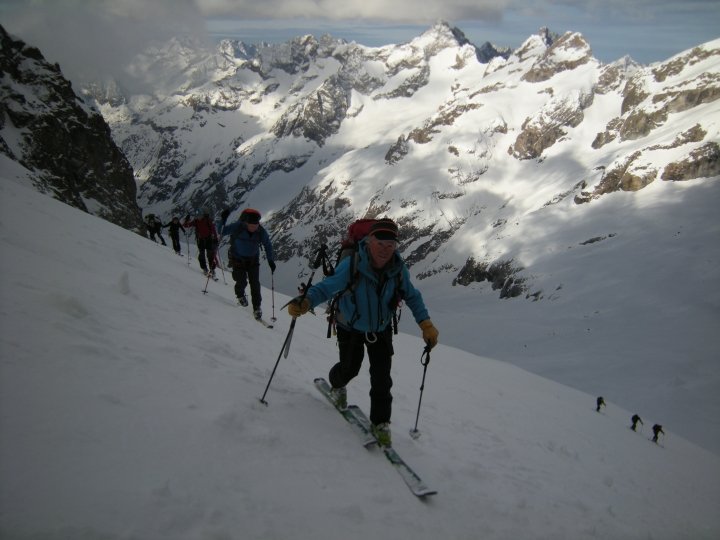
[414,20,470,49]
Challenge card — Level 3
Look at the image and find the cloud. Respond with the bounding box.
[195,0,508,22]
[0,0,511,87]
[193,0,714,24]
[1,0,207,85]
[1,0,716,85]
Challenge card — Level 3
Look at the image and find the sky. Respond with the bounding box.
[1,174,719,539]
[1,0,719,87]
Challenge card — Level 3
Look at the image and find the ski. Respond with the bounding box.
[314,378,437,498]
[255,318,274,329]
[314,378,377,447]
[347,404,437,498]
[236,302,274,328]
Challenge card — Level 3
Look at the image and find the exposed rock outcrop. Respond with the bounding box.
[0,25,143,232]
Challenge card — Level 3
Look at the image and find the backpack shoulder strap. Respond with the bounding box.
[348,250,361,290]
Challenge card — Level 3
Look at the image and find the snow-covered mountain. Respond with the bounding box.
[1,177,719,539]
[87,23,719,286]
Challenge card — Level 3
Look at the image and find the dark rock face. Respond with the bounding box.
[662,142,720,181]
[0,25,144,232]
[453,257,527,298]
[509,91,594,160]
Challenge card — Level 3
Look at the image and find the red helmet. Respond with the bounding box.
[240,208,261,224]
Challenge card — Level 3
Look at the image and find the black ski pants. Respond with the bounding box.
[329,326,394,426]
[170,232,182,254]
[196,237,216,272]
[231,256,261,309]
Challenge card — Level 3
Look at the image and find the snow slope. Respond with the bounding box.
[1,176,719,539]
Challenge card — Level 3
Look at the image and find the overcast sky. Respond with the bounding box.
[2,0,718,84]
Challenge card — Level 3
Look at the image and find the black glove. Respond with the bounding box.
[269,261,276,273]
[221,208,230,222]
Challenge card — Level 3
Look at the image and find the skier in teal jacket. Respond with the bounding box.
[288,218,438,447]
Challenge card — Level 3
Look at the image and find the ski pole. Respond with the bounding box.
[270,273,277,322]
[202,270,212,294]
[215,250,227,285]
[409,346,432,439]
[259,269,316,405]
[259,246,325,406]
[278,245,327,356]
[186,233,191,266]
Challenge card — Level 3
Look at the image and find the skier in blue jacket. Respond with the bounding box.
[218,208,276,319]
[288,218,439,447]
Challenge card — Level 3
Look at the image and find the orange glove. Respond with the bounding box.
[419,319,439,349]
[288,297,311,318]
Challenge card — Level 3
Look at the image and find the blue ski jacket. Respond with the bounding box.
[306,239,430,333]
[218,220,274,263]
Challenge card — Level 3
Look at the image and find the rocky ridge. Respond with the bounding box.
[0,25,143,232]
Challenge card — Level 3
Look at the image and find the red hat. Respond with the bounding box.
[240,208,261,224]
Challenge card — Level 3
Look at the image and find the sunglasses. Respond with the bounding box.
[372,238,397,249]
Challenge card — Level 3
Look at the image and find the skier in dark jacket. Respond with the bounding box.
[652,424,665,443]
[218,208,275,319]
[287,218,439,447]
[145,214,167,246]
[596,396,606,412]
[183,209,218,277]
[631,414,644,432]
[163,216,186,256]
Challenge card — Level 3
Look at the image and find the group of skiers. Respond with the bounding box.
[144,214,186,256]
[596,397,665,444]
[146,207,278,317]
[144,209,439,447]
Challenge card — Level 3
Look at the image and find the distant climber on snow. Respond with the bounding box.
[596,396,606,412]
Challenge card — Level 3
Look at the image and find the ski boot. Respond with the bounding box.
[371,422,392,447]
[329,386,347,410]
